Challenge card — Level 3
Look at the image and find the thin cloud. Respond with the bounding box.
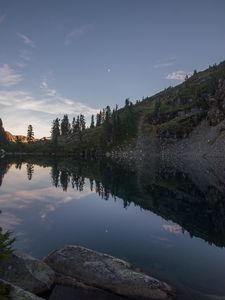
[154,57,176,69]
[18,33,35,48]
[64,24,93,46]
[0,182,92,231]
[19,49,31,62]
[16,62,27,69]
[166,70,192,81]
[0,64,23,87]
[0,89,99,137]
[0,14,6,24]
[154,61,174,68]
[40,80,57,97]
[163,224,183,234]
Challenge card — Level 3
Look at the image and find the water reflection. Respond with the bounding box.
[1,156,225,298]
[1,156,225,248]
[26,163,34,181]
[0,160,10,187]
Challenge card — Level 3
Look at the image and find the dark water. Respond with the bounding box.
[0,156,225,299]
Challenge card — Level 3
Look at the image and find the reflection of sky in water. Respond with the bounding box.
[0,163,225,299]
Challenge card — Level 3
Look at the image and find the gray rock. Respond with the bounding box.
[0,279,44,300]
[49,284,126,300]
[44,245,174,299]
[0,252,55,294]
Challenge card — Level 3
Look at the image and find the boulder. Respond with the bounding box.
[0,279,44,300]
[0,252,55,294]
[44,245,174,299]
[49,284,126,300]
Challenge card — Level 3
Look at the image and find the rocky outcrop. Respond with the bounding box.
[0,252,55,294]
[0,118,7,143]
[0,118,31,144]
[5,131,17,142]
[44,245,174,299]
[0,279,44,300]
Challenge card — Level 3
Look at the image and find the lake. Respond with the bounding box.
[0,156,225,299]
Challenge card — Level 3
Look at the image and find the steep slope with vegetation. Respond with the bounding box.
[1,60,225,158]
[113,60,225,159]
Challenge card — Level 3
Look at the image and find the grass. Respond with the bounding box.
[157,112,204,138]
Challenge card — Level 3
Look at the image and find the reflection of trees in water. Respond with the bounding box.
[60,170,70,191]
[2,156,225,247]
[51,162,60,187]
[50,163,115,199]
[50,160,225,247]
[0,160,11,187]
[15,162,22,170]
[89,178,94,191]
[51,163,85,192]
[139,167,225,247]
[71,174,85,192]
[95,180,110,200]
[26,163,34,181]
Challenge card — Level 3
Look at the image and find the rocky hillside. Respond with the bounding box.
[113,60,225,159]
[67,60,225,159]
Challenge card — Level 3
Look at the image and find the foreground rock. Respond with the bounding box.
[0,279,44,300]
[49,273,128,299]
[44,245,174,299]
[49,284,126,300]
[0,252,55,294]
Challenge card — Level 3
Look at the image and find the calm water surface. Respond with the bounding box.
[0,157,225,299]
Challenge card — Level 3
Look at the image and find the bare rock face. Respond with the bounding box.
[0,279,44,300]
[0,118,7,143]
[44,245,174,299]
[0,252,55,294]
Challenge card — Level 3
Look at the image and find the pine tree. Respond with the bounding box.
[153,99,161,118]
[80,114,86,131]
[99,111,103,124]
[96,113,101,126]
[51,118,60,145]
[125,98,130,107]
[105,106,111,122]
[61,115,70,136]
[112,110,121,143]
[102,109,106,122]
[27,125,34,143]
[76,116,80,131]
[71,117,76,134]
[90,115,95,128]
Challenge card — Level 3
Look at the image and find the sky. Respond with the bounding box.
[0,0,225,137]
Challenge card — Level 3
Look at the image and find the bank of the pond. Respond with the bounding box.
[0,245,174,300]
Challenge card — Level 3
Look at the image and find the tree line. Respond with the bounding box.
[51,98,136,148]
